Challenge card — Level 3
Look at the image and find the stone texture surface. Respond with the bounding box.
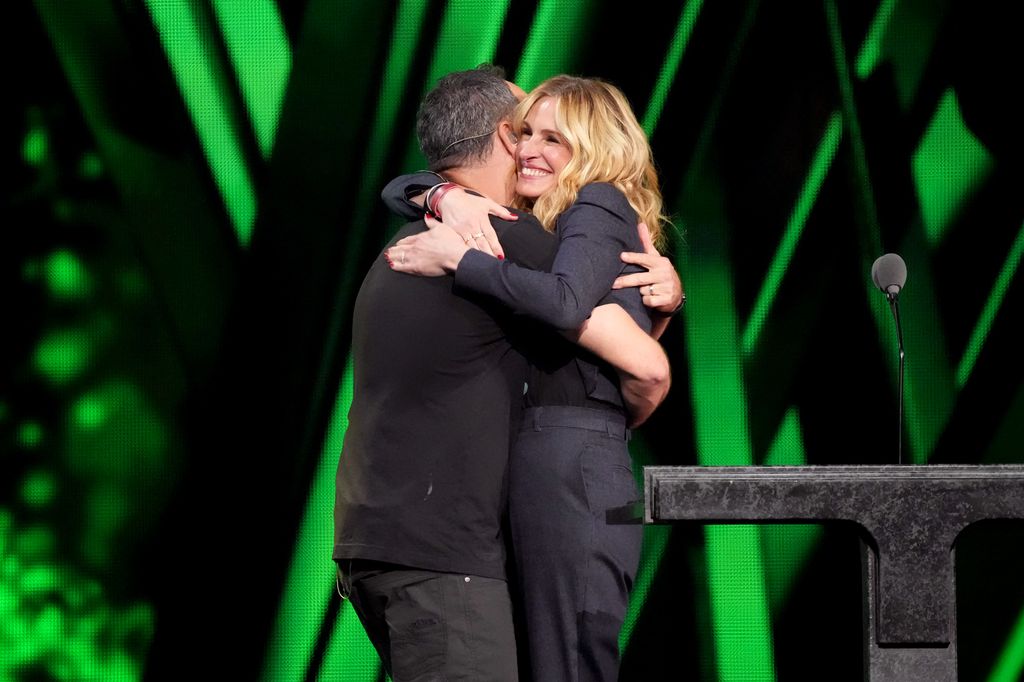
[644,465,1024,681]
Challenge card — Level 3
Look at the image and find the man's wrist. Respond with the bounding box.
[656,293,686,316]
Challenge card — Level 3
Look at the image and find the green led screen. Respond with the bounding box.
[6,1,1024,680]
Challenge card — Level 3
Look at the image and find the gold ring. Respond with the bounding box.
[401,249,406,265]
[648,285,655,296]
[472,232,485,239]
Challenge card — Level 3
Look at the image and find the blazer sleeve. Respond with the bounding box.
[380,171,445,220]
[453,183,643,331]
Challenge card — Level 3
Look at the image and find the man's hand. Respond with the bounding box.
[612,223,684,315]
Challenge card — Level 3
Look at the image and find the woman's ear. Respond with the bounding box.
[498,121,517,155]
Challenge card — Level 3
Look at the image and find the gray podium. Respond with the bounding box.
[642,464,1024,681]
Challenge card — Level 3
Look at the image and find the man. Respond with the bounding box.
[333,66,678,681]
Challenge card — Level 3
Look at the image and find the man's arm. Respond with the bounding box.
[566,303,671,428]
[613,223,685,340]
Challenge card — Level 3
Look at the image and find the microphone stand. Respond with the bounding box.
[887,289,905,464]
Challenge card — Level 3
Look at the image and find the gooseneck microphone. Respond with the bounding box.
[871,253,907,464]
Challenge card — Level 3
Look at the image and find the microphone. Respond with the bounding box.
[871,253,907,464]
[872,253,907,299]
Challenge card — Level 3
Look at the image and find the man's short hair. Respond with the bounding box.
[417,65,519,172]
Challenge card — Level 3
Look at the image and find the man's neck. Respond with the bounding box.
[445,159,514,206]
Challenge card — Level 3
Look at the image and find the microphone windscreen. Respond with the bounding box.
[871,253,907,293]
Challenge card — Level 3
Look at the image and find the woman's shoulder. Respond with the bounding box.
[576,182,633,216]
[578,181,626,201]
[558,183,641,247]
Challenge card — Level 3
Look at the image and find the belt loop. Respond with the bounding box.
[605,417,629,441]
[533,407,544,431]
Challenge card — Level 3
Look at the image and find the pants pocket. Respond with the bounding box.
[389,577,447,680]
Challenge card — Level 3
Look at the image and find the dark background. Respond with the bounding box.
[4,1,1023,680]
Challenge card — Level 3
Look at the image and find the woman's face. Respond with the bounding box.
[515,96,572,200]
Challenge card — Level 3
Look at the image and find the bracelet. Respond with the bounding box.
[423,182,449,217]
[427,182,460,220]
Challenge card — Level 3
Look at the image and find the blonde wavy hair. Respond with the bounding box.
[511,75,668,251]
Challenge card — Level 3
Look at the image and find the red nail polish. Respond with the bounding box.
[498,254,505,260]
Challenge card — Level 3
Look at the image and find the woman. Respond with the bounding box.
[388,75,675,682]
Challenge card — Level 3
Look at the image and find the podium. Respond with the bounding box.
[642,464,1024,681]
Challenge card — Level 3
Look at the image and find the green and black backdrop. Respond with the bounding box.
[4,1,1024,680]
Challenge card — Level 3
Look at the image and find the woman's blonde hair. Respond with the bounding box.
[512,75,668,251]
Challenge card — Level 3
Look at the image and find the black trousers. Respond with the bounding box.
[510,406,643,682]
[337,560,519,681]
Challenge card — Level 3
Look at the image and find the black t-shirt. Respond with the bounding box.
[333,214,556,579]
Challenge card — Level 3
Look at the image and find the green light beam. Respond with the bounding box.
[986,602,1024,682]
[957,220,1024,388]
[663,1,774,674]
[342,0,430,281]
[641,0,704,136]
[854,0,898,80]
[264,5,431,670]
[516,0,595,91]
[760,408,821,610]
[686,211,775,679]
[209,0,291,158]
[144,0,258,246]
[881,89,984,462]
[740,111,843,356]
[260,361,380,682]
[319,600,382,681]
[911,89,994,246]
[705,525,774,680]
[825,0,884,261]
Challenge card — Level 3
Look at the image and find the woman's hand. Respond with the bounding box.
[435,188,516,259]
[386,215,475,276]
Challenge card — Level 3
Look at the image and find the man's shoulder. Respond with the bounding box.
[491,211,556,269]
[392,219,428,240]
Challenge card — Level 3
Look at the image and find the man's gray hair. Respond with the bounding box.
[417,65,519,172]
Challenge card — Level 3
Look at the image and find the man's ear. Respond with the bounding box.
[498,121,517,155]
